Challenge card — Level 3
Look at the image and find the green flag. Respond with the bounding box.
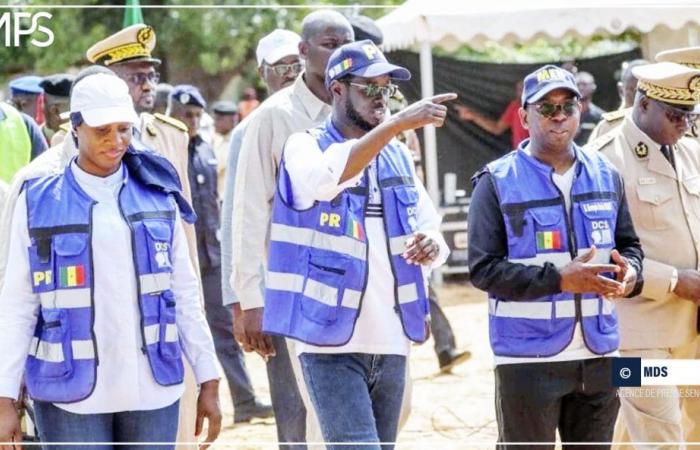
[123,0,144,28]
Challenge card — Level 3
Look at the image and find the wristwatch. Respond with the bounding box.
[670,268,679,293]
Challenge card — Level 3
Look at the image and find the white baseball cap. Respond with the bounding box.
[70,73,139,127]
[256,29,301,67]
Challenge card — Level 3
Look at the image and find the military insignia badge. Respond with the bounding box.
[137,26,155,47]
[634,142,649,159]
[179,93,190,105]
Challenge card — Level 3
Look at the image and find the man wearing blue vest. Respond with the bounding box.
[263,40,455,448]
[468,65,644,448]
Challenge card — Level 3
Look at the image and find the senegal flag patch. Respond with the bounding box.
[536,231,562,251]
[59,265,86,288]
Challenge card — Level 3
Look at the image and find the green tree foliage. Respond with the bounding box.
[0,0,402,96]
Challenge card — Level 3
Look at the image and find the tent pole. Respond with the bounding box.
[420,40,439,206]
[420,40,445,284]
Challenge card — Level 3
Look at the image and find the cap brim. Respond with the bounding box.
[111,56,161,67]
[350,62,411,81]
[81,106,140,127]
[261,44,300,67]
[525,82,580,105]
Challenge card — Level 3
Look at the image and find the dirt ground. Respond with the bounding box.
[212,281,499,449]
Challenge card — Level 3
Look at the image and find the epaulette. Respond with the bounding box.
[584,130,616,152]
[601,109,625,123]
[154,113,188,133]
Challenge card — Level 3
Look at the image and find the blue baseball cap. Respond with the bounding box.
[9,75,44,95]
[170,85,206,108]
[325,40,411,89]
[521,65,581,106]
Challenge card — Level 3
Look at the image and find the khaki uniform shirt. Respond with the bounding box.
[587,108,628,144]
[590,115,700,350]
[231,75,331,310]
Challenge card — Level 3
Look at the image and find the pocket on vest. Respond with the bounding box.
[393,186,419,233]
[300,252,348,325]
[143,221,174,272]
[578,201,616,251]
[597,297,617,333]
[157,291,181,360]
[27,308,74,379]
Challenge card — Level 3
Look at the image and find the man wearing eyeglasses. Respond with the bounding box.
[263,39,454,448]
[589,61,700,447]
[469,64,643,447]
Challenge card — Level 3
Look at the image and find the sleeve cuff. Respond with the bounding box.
[192,358,221,385]
[0,377,21,401]
[641,259,676,301]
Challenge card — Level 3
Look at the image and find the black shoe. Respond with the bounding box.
[234,400,274,423]
[437,349,472,373]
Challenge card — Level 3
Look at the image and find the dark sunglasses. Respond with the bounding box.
[265,62,303,77]
[347,82,398,98]
[654,99,700,124]
[531,100,580,118]
[126,72,160,86]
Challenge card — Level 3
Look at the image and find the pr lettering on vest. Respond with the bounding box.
[59,265,85,288]
[536,230,562,251]
[319,212,342,228]
[33,270,52,287]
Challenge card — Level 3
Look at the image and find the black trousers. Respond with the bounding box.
[495,357,619,450]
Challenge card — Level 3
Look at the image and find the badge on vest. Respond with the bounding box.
[154,242,172,268]
[590,220,613,246]
[536,230,562,251]
[59,265,86,288]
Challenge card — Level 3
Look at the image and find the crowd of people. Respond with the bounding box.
[1,7,700,450]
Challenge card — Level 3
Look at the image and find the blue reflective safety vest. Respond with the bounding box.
[24,161,183,403]
[487,140,620,357]
[263,119,429,346]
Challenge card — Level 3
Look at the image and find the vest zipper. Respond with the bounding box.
[88,201,99,366]
[116,183,149,355]
[548,170,582,324]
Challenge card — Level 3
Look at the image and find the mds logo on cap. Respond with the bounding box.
[0,12,54,48]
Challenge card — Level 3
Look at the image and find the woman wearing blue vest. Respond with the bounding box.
[0,70,221,449]
[468,65,644,448]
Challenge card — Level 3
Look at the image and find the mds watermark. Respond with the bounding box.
[0,11,54,48]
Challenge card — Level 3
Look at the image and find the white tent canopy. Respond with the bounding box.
[377,0,700,203]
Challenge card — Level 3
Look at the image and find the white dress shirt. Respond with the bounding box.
[0,161,219,413]
[282,132,449,356]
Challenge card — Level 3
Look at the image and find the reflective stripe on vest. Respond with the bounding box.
[0,103,31,183]
[24,160,184,403]
[263,119,430,346]
[486,140,620,358]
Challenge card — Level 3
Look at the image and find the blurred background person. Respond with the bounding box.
[39,73,74,146]
[9,75,45,125]
[574,71,604,144]
[454,81,529,150]
[211,100,239,201]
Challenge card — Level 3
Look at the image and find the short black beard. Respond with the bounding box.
[345,95,376,132]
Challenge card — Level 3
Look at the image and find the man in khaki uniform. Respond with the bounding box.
[588,61,700,446]
[0,25,204,448]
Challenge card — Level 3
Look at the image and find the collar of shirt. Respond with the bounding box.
[622,114,663,156]
[70,159,125,200]
[292,73,332,122]
[131,121,150,152]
